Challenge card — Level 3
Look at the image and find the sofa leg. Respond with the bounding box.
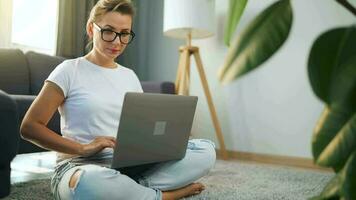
[0,165,11,198]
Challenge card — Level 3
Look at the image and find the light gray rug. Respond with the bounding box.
[5,160,333,200]
[186,160,333,200]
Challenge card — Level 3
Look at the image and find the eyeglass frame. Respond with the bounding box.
[93,23,135,44]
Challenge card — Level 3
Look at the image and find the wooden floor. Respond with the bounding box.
[10,152,57,184]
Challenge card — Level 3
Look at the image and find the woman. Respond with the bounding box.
[20,0,216,199]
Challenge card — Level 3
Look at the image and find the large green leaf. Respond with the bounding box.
[218,0,293,84]
[317,113,356,171]
[341,151,356,199]
[309,27,356,172]
[314,56,356,170]
[329,55,356,113]
[312,106,354,171]
[309,26,356,199]
[308,26,356,107]
[224,0,248,46]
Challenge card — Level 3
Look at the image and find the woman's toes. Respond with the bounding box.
[192,182,205,192]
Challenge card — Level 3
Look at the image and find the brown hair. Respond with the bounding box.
[87,0,135,27]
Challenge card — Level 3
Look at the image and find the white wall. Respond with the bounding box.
[145,0,356,158]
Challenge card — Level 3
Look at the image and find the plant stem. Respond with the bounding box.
[336,0,356,16]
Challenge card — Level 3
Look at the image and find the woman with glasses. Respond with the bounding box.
[20,0,216,199]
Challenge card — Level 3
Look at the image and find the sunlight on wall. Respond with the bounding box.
[11,0,58,54]
[0,0,13,47]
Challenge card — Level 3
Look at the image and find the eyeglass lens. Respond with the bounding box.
[102,30,133,44]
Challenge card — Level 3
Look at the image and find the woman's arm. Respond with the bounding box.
[20,81,116,156]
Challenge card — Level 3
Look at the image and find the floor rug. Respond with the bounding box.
[5,160,333,200]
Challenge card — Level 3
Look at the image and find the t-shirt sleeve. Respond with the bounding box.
[46,61,73,98]
[130,70,143,93]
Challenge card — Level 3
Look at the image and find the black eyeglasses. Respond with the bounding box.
[93,23,135,44]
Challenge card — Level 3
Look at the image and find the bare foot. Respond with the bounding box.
[162,183,205,200]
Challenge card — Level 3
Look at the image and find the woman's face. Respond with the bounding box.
[88,11,133,61]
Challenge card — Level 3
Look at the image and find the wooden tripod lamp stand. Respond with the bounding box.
[164,0,228,159]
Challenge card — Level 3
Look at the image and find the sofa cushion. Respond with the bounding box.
[26,51,66,95]
[141,81,175,94]
[0,49,30,94]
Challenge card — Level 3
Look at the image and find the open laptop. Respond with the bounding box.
[110,92,198,169]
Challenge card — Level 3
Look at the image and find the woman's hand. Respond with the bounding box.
[79,136,116,157]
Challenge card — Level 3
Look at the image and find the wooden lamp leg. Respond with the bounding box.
[175,46,229,160]
[175,49,184,93]
[177,48,190,95]
[193,49,229,160]
[184,48,191,95]
[175,47,189,94]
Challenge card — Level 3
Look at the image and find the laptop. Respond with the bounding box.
[110,92,198,169]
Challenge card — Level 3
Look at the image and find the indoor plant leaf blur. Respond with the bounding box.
[308,27,356,109]
[308,26,356,172]
[308,26,356,199]
[220,0,356,199]
[315,103,356,170]
[224,0,248,46]
[218,0,293,84]
[311,107,355,172]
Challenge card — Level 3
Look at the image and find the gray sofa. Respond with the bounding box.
[0,48,174,197]
[0,90,19,198]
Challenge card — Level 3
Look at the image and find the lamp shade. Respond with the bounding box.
[163,0,215,40]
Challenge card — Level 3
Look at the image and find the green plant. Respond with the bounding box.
[218,0,356,199]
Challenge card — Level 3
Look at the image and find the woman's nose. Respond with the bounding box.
[112,36,122,45]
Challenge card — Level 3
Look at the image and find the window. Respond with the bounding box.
[0,0,13,48]
[10,0,58,55]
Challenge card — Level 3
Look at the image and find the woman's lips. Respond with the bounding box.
[107,48,120,54]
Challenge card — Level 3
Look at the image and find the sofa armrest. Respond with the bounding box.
[141,81,175,94]
[0,90,19,163]
[10,95,61,153]
[0,90,19,198]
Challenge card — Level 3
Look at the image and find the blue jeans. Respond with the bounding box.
[52,139,216,200]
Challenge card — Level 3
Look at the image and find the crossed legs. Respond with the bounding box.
[59,139,216,200]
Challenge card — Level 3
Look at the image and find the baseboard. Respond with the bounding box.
[215,149,332,172]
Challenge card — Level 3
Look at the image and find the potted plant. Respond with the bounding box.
[218,0,356,199]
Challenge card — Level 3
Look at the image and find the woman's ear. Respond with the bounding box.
[87,23,93,39]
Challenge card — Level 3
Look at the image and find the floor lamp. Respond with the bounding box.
[164,0,228,160]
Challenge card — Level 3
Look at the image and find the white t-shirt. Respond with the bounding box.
[46,57,143,144]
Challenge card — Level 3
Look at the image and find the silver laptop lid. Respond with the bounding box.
[111,92,198,169]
